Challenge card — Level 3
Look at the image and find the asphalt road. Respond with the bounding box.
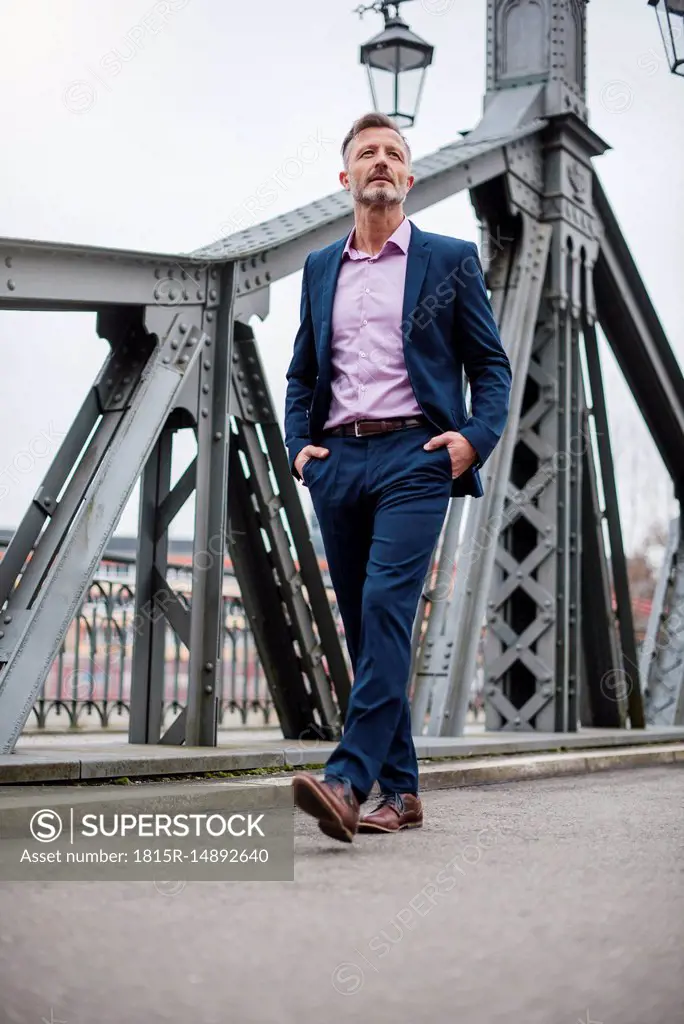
[1,766,682,1024]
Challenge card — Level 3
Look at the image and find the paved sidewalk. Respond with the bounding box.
[1,766,682,1024]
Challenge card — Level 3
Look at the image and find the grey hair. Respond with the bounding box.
[341,112,412,170]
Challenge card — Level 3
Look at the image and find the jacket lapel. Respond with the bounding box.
[318,239,346,372]
[401,222,430,348]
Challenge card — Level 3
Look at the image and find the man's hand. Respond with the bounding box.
[294,444,330,480]
[423,432,478,479]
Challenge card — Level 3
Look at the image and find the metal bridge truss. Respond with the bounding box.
[2,7,684,752]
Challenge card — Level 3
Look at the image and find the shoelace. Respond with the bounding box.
[372,792,405,814]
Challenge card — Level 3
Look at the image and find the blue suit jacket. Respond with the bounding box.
[284,220,512,498]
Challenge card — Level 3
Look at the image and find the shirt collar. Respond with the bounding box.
[343,216,410,260]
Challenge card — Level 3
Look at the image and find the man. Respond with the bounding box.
[284,112,512,843]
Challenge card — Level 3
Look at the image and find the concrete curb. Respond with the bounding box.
[416,743,684,791]
[1,745,681,818]
[5,727,684,785]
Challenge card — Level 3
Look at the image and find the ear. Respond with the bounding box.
[339,170,350,190]
[406,174,415,191]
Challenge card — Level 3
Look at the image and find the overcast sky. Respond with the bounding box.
[0,0,681,554]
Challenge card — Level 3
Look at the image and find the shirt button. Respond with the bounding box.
[361,386,367,392]
[360,351,366,357]
[362,319,367,326]
[365,288,370,293]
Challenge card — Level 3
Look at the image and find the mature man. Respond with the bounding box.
[284,112,511,843]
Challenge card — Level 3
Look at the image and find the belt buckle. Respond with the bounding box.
[354,420,363,437]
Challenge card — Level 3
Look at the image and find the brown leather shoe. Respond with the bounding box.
[292,774,360,843]
[357,792,423,833]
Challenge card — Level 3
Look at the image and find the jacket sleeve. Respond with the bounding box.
[455,241,512,469]
[284,254,318,480]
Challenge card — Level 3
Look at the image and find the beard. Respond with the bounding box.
[350,175,407,207]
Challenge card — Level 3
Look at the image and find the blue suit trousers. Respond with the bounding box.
[302,422,453,800]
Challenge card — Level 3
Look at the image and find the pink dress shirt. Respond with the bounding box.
[323,215,422,430]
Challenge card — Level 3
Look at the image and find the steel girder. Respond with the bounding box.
[416,110,668,735]
[642,518,684,726]
[582,317,644,727]
[0,308,210,752]
[593,175,684,491]
[0,256,348,751]
[411,213,553,734]
[190,121,547,316]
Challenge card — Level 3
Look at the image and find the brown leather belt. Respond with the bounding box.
[324,415,428,438]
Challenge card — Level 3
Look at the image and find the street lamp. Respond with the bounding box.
[355,0,434,128]
[648,0,684,76]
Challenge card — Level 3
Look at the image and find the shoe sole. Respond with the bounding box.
[293,778,355,843]
[357,819,423,834]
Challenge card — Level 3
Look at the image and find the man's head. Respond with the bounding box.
[340,112,414,209]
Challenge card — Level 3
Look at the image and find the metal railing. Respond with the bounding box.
[11,549,344,732]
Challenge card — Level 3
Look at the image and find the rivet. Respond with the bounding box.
[4,615,11,624]
[5,256,12,268]
[204,662,214,672]
[154,268,162,279]
[163,356,170,364]
[203,360,211,370]
[205,338,212,346]
[122,376,131,385]
[179,355,189,365]
[205,311,213,322]
[171,340,179,349]
[114,392,123,401]
[202,384,209,394]
[201,408,209,417]
[204,685,213,694]
[169,287,179,301]
[7,279,16,290]
[179,323,188,334]
[209,289,217,300]
[44,498,52,506]
[0,631,4,639]
[214,432,223,441]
